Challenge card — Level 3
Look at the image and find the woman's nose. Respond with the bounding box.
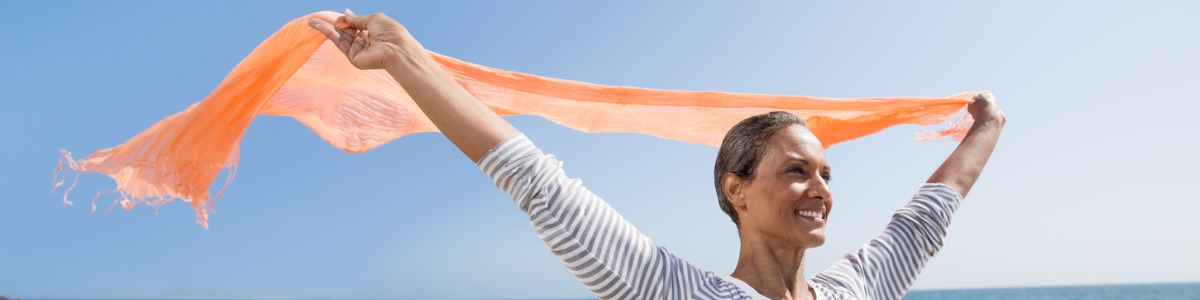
[807,177,831,200]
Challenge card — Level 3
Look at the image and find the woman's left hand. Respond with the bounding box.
[969,91,1005,124]
[926,91,1006,197]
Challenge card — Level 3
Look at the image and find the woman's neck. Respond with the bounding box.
[730,232,815,300]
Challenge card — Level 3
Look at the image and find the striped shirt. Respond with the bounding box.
[477,135,964,300]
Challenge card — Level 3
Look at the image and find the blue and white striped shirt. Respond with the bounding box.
[478,135,964,300]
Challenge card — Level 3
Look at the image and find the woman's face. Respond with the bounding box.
[738,125,833,249]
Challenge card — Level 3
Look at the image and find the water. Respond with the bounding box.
[10,283,1194,299]
[904,282,1200,300]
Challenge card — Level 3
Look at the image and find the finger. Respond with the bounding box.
[977,91,994,102]
[308,19,354,54]
[308,13,339,26]
[308,18,337,37]
[333,17,362,43]
[341,9,374,30]
[308,18,343,44]
[349,31,368,59]
[334,15,352,30]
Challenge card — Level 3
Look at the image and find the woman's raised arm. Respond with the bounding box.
[309,10,518,161]
[926,91,1006,197]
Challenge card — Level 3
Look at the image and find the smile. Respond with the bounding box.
[795,210,822,219]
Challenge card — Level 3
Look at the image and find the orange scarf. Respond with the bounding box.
[54,12,975,228]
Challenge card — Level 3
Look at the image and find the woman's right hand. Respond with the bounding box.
[308,10,519,162]
[308,10,423,71]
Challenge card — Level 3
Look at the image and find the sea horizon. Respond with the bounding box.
[915,280,1199,292]
[904,281,1200,300]
[6,281,1198,300]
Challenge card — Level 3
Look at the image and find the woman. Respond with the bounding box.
[310,10,1004,300]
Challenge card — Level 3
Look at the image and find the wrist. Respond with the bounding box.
[384,45,435,78]
[974,109,1006,127]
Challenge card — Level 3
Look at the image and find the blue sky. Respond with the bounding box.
[2,1,1198,299]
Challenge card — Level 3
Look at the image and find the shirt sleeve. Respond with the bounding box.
[476,135,731,300]
[811,183,965,300]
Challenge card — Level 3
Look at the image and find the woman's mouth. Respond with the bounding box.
[794,209,826,223]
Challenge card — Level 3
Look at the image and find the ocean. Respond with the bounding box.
[903,282,1200,300]
[11,283,1196,299]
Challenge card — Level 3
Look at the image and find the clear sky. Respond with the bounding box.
[2,1,1198,299]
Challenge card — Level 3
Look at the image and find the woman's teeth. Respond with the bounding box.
[795,210,822,219]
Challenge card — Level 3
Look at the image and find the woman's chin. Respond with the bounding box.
[795,229,826,248]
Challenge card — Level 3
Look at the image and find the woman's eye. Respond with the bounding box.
[821,174,832,182]
[787,166,805,174]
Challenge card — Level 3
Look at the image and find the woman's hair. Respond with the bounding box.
[714,111,808,227]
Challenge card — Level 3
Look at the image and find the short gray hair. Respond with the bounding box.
[714,111,808,227]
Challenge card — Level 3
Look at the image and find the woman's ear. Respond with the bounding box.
[722,172,747,209]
